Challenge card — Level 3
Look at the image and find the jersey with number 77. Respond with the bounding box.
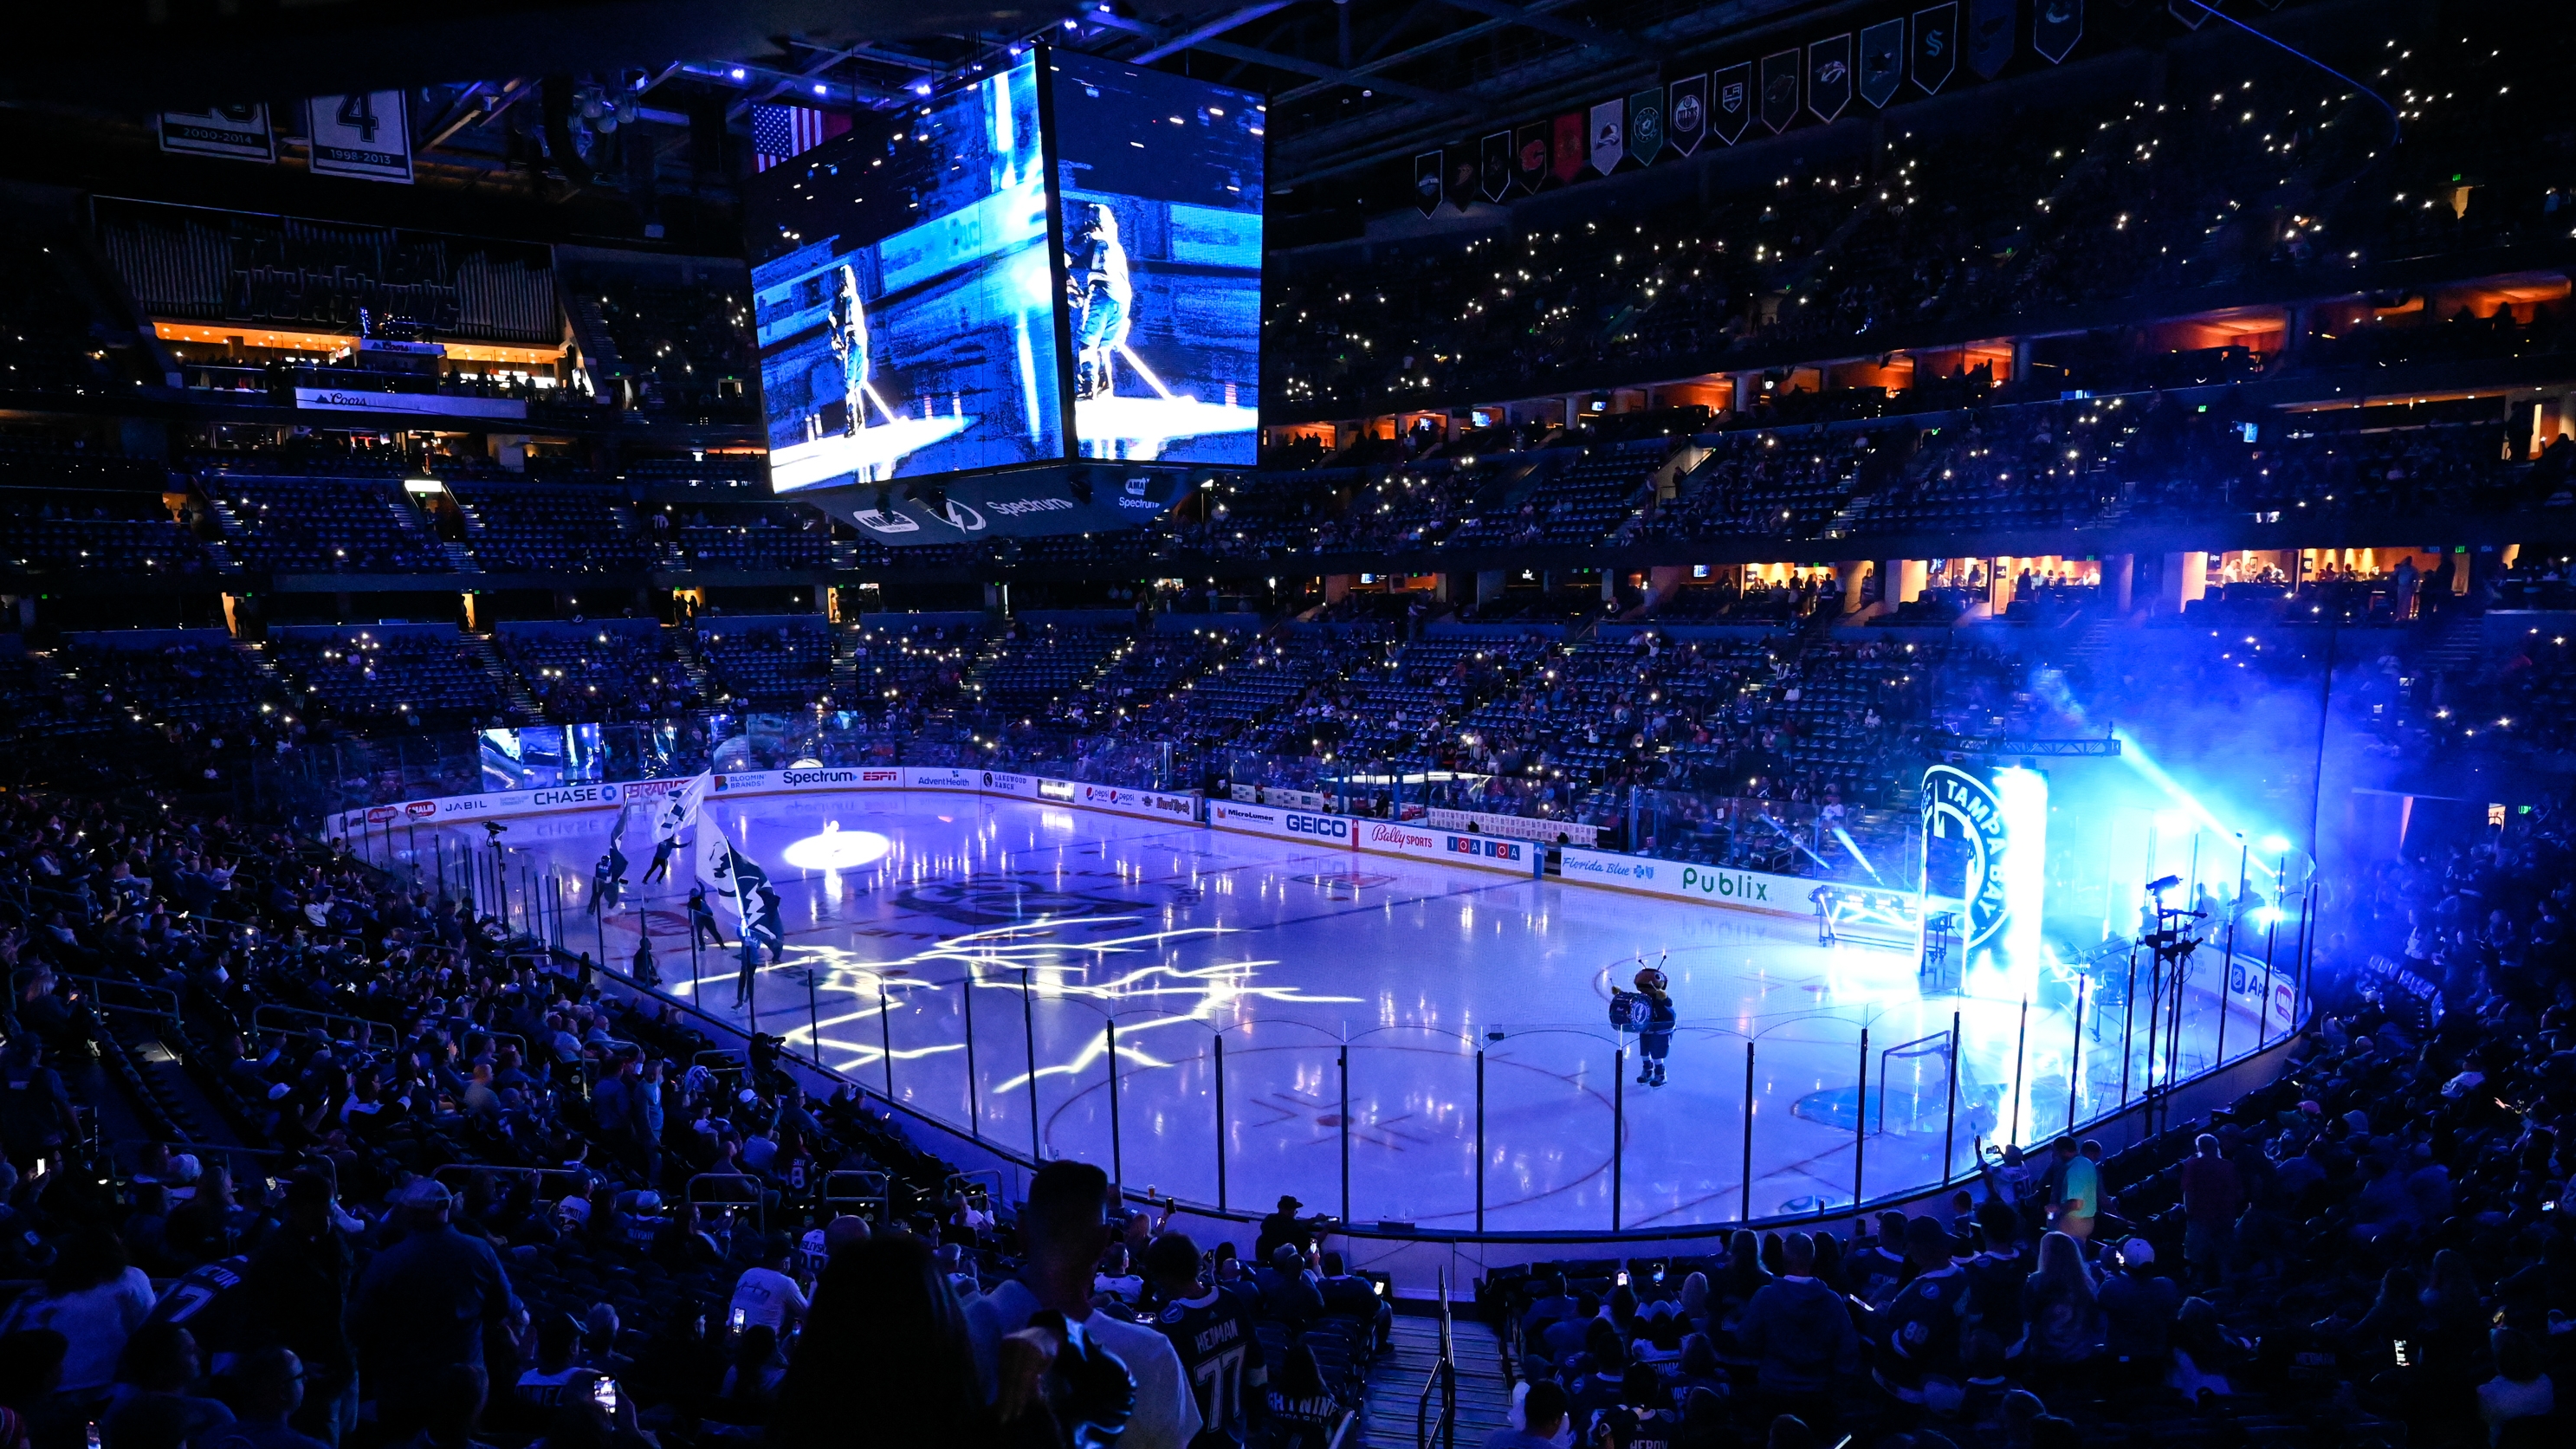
[1154,1288,1265,1447]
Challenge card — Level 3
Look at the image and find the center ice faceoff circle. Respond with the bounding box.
[780,821,894,871]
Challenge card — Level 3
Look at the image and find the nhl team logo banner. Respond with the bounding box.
[1708,64,1749,146]
[1449,148,1481,210]
[1479,130,1512,202]
[1913,2,1959,94]
[1513,121,1549,194]
[1550,112,1585,184]
[1414,150,1444,216]
[1627,87,1666,165]
[1969,0,2016,78]
[1667,74,1708,154]
[2034,0,2081,61]
[1860,18,1906,107]
[1807,34,1853,122]
[1759,49,1801,133]
[1588,99,1624,175]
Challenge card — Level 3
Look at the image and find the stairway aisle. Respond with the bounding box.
[1360,1310,1513,1449]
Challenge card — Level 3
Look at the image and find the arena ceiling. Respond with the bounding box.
[3,0,1867,196]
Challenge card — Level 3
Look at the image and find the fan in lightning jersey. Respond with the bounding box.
[1145,1233,1265,1448]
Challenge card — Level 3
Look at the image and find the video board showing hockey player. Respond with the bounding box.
[1048,51,1263,465]
[747,57,1064,491]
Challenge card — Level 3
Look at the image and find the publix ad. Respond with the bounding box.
[1556,845,1813,915]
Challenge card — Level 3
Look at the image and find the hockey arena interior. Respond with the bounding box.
[0,0,2566,1445]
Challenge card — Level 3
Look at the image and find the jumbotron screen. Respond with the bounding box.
[1051,51,1264,466]
[745,49,1262,495]
[748,58,1063,491]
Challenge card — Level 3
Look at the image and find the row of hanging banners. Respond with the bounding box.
[1414,0,2101,214]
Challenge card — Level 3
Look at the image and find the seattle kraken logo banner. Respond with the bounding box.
[1969,0,2016,78]
[1807,34,1853,122]
[1667,73,1708,154]
[1759,49,1801,134]
[1913,3,1958,94]
[1479,131,1511,203]
[1627,87,1666,165]
[1860,18,1906,108]
[2034,0,2081,62]
[1707,65,1749,146]
[1414,151,1443,216]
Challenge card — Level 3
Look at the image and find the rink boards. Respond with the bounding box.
[339,768,1882,924]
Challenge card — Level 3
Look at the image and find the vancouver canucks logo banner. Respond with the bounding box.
[1759,49,1800,133]
[1414,151,1443,216]
[1807,34,1853,123]
[1860,18,1906,108]
[1667,73,1707,154]
[1913,3,1958,94]
[1626,87,1665,165]
[1708,64,1749,146]
[2034,0,2081,62]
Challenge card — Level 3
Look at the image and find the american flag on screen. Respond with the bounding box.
[752,103,849,171]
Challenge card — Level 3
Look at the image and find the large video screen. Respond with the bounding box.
[748,58,1064,492]
[1050,53,1263,465]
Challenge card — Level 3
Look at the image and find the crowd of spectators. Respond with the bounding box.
[1265,20,2565,415]
[1480,791,2576,1449]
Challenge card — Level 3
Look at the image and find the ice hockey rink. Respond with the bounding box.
[409,789,2269,1233]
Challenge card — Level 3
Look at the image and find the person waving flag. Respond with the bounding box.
[644,773,709,883]
[594,806,631,915]
[696,813,776,1011]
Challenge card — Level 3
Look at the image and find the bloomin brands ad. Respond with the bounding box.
[1078,784,1201,824]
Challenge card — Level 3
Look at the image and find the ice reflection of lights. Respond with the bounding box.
[780,824,893,871]
[775,915,1362,1084]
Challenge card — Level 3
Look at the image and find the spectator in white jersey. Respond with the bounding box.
[966,1161,1200,1449]
[725,1237,808,1335]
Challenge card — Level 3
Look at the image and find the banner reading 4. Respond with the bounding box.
[307,92,413,184]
